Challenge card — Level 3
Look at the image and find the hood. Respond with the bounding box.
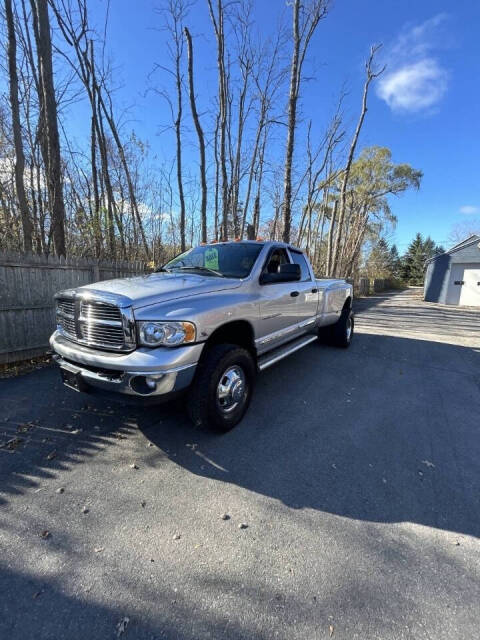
[76,272,243,309]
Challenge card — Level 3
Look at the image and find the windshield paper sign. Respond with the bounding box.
[204,247,219,271]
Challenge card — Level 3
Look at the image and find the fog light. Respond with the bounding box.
[130,374,163,395]
[145,377,157,390]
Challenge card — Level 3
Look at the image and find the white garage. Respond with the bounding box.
[424,235,480,307]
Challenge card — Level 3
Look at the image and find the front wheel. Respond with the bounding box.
[187,344,255,432]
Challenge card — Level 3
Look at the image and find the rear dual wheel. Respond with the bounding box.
[319,306,354,348]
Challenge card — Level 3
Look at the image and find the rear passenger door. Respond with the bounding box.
[287,249,319,331]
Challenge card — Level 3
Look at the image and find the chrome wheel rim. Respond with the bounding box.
[346,316,353,341]
[216,365,247,414]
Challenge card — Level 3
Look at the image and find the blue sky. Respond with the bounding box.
[79,0,480,252]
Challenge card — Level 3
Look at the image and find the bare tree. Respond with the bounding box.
[99,89,150,258]
[330,44,384,276]
[240,28,287,237]
[5,0,33,252]
[282,0,329,243]
[228,1,254,238]
[208,0,229,240]
[448,220,480,246]
[30,0,66,256]
[184,26,207,243]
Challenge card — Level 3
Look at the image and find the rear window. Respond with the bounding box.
[290,251,311,281]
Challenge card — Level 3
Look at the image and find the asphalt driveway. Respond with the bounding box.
[1,288,479,639]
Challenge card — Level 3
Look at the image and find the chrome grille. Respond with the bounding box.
[80,301,123,323]
[80,323,125,346]
[57,299,75,317]
[59,315,76,338]
[55,295,135,352]
[56,298,76,339]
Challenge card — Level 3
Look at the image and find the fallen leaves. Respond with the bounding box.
[116,616,130,637]
[94,547,104,553]
[0,437,24,451]
[129,463,139,470]
[421,459,435,468]
[329,623,334,637]
[172,534,181,541]
[17,422,35,433]
[39,530,50,539]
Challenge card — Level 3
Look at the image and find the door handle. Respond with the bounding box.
[311,288,318,293]
[290,291,299,297]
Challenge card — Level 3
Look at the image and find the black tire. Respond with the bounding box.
[186,343,255,432]
[331,307,354,348]
[319,307,354,348]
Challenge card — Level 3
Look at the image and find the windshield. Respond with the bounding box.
[162,243,263,279]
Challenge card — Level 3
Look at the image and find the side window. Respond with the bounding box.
[289,251,311,282]
[263,248,290,276]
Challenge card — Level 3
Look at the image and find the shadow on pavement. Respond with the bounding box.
[1,322,479,536]
[135,331,480,538]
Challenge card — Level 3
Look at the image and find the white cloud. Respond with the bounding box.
[377,14,449,114]
[377,59,447,112]
[459,205,479,215]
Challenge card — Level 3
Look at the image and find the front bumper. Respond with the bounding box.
[49,331,203,399]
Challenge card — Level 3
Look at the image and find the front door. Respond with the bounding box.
[257,247,302,352]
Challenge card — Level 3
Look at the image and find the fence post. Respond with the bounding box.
[92,262,100,282]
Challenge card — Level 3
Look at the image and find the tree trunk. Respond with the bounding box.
[282,0,328,243]
[282,0,300,243]
[99,92,150,259]
[325,199,337,276]
[5,0,33,252]
[213,113,220,240]
[184,27,207,243]
[30,0,66,256]
[330,45,383,276]
[208,0,229,240]
[174,41,186,251]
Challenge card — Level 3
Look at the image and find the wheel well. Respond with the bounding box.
[204,320,256,357]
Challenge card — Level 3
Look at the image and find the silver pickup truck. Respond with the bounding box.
[50,241,353,431]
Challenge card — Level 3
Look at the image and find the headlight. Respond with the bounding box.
[137,321,196,347]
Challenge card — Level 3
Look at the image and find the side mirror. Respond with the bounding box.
[260,263,301,284]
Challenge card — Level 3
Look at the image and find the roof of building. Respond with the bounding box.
[425,234,480,264]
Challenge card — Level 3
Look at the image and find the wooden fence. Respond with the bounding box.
[0,252,397,365]
[0,252,147,364]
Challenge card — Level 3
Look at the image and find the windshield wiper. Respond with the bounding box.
[155,266,171,272]
[175,265,225,277]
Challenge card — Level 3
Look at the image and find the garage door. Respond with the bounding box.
[459,266,480,306]
[446,264,480,306]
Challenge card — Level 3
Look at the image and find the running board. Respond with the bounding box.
[257,334,317,371]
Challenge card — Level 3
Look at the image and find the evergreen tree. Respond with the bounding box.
[366,238,393,277]
[388,244,401,279]
[401,233,444,285]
